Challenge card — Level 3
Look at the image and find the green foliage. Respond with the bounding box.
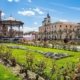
[0,64,21,80]
[26,51,34,70]
[0,45,12,59]
[0,43,80,80]
[36,59,46,76]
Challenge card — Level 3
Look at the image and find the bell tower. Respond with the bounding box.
[47,13,51,24]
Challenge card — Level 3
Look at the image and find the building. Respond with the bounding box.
[39,14,79,40]
[23,31,38,41]
[76,23,80,39]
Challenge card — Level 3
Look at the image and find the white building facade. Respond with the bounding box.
[39,14,79,40]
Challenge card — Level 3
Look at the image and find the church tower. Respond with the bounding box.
[42,13,51,26]
[46,13,51,25]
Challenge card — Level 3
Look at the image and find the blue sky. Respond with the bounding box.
[0,0,80,32]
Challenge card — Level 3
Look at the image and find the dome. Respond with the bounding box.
[5,16,16,21]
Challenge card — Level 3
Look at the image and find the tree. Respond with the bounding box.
[64,38,69,43]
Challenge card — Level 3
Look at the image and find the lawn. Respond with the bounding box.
[1,43,80,80]
[4,43,80,67]
[0,64,21,80]
[8,44,80,71]
[26,46,80,66]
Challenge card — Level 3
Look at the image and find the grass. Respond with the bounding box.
[1,43,80,79]
[26,45,80,66]
[4,43,80,67]
[9,44,80,70]
[0,64,21,80]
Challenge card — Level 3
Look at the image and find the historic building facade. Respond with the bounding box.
[76,23,80,39]
[39,14,79,40]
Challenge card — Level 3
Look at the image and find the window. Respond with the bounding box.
[52,25,54,28]
[70,25,72,28]
[60,25,62,27]
[59,25,62,30]
[55,36,56,40]
[70,36,72,39]
[60,35,62,39]
[48,20,50,23]
[73,29,74,31]
[55,25,56,28]
[66,25,67,28]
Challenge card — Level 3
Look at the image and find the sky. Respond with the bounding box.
[0,0,80,32]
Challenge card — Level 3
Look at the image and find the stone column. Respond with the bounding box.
[21,25,23,37]
[10,25,13,37]
[18,25,20,37]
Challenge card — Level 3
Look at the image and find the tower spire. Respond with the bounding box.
[47,13,50,18]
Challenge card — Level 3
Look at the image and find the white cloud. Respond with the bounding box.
[51,2,80,12]
[8,0,20,2]
[1,12,5,17]
[51,2,66,8]
[59,19,68,22]
[18,7,44,16]
[18,10,35,16]
[18,7,44,17]
[14,0,20,2]
[8,0,13,2]
[28,0,32,3]
[34,22,38,25]
[69,7,80,11]
[33,8,44,15]
[23,26,38,33]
